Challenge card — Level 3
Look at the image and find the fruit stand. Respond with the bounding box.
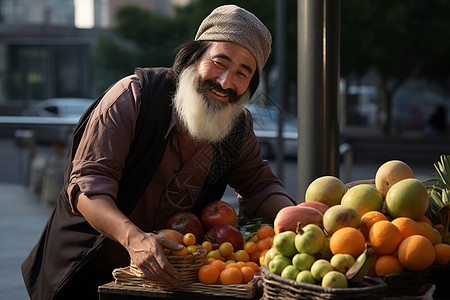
[99,156,450,299]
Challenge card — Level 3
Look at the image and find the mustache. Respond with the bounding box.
[197,80,238,103]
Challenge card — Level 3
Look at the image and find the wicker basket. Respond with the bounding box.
[112,266,259,299]
[383,284,436,300]
[380,268,431,297]
[261,265,387,300]
[118,248,208,286]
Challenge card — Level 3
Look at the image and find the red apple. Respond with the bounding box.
[204,224,244,250]
[297,201,329,214]
[201,200,238,231]
[165,212,204,241]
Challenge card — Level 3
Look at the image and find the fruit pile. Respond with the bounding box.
[157,200,275,285]
[265,159,450,289]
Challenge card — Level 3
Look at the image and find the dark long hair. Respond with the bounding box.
[167,40,260,96]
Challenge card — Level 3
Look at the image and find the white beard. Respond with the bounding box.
[173,65,251,144]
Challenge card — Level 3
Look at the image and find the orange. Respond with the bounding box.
[226,262,241,269]
[235,250,250,262]
[208,259,226,272]
[434,243,450,266]
[397,235,435,271]
[219,242,234,258]
[198,264,220,284]
[241,266,255,284]
[245,261,260,273]
[171,246,188,256]
[416,222,436,244]
[416,215,432,225]
[220,266,243,285]
[368,220,402,255]
[367,254,379,277]
[249,251,261,264]
[259,249,269,266]
[202,241,213,252]
[391,217,420,240]
[244,241,257,254]
[360,211,388,239]
[248,234,259,244]
[256,237,273,252]
[257,226,275,240]
[375,255,404,276]
[329,227,366,258]
[183,233,196,246]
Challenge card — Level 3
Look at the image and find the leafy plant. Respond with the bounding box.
[424,155,450,244]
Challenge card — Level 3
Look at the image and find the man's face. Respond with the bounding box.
[196,42,257,102]
[172,42,256,144]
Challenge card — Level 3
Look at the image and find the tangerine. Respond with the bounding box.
[183,233,196,246]
[198,264,220,284]
[375,255,404,276]
[416,215,432,225]
[245,261,260,273]
[259,249,269,266]
[397,235,435,271]
[244,241,257,254]
[241,266,255,284]
[202,241,213,252]
[433,243,450,266]
[219,242,234,257]
[368,220,402,255]
[220,267,243,285]
[257,226,275,240]
[249,250,261,264]
[391,217,420,240]
[208,259,226,272]
[171,246,188,256]
[360,211,388,239]
[329,227,366,258]
[235,250,250,262]
[256,237,273,252]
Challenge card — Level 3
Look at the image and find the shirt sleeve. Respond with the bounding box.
[228,109,296,218]
[67,75,141,214]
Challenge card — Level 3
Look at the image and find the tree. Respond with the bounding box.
[341,0,450,135]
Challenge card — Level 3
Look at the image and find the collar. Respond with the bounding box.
[164,109,178,139]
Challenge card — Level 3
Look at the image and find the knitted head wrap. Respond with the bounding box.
[195,5,272,73]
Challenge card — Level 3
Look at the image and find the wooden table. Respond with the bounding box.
[98,282,260,300]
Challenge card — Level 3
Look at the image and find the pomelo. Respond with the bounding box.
[375,160,414,198]
[385,178,429,220]
[340,184,383,216]
[305,176,347,207]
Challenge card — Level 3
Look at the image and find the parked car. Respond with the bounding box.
[21,98,93,143]
[246,104,298,158]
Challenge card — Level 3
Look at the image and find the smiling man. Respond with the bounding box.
[22,5,295,299]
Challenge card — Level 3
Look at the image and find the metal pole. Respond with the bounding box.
[276,0,286,181]
[297,0,340,201]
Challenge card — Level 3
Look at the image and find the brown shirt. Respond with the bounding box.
[67,74,294,268]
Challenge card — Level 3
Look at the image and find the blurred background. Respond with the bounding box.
[0,0,449,191]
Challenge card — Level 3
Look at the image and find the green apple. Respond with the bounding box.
[322,271,348,288]
[340,184,383,216]
[330,254,355,273]
[273,231,297,257]
[281,265,300,280]
[310,259,333,281]
[295,223,326,255]
[292,253,316,271]
[263,248,280,267]
[296,270,317,284]
[316,237,333,260]
[268,255,291,275]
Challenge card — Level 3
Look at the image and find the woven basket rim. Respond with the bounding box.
[261,265,387,295]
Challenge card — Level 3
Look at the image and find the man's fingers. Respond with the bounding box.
[157,236,184,251]
[141,256,179,284]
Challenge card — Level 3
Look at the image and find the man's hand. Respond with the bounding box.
[76,193,183,285]
[126,232,183,285]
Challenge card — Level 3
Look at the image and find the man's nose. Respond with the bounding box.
[217,70,233,91]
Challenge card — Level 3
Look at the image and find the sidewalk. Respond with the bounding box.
[0,183,52,299]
